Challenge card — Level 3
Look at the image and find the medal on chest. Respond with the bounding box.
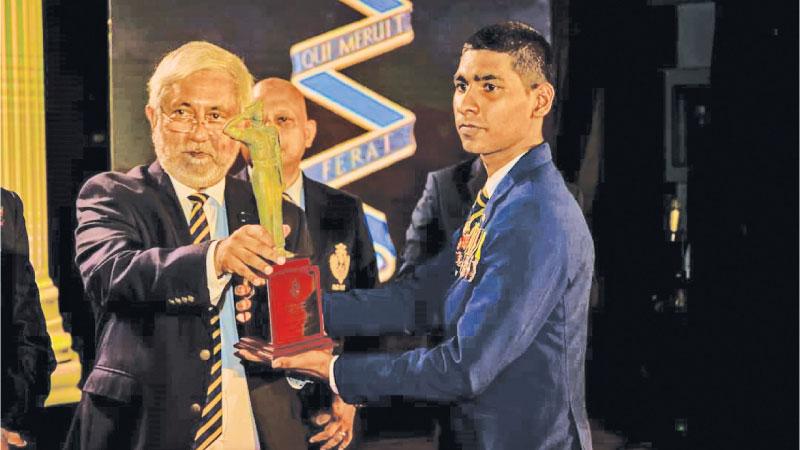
[455,219,487,282]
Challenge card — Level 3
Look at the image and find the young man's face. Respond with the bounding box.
[254,83,316,180]
[147,69,241,189]
[452,49,537,157]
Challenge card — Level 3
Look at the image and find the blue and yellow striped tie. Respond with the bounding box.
[463,189,490,234]
[188,193,223,449]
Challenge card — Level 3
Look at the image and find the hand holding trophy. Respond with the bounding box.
[224,101,333,359]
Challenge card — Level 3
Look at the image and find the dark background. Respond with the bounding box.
[39,0,797,448]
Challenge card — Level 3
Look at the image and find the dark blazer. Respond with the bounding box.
[1,189,57,435]
[325,144,594,450]
[67,162,309,449]
[303,175,378,293]
[399,157,486,275]
[232,156,378,291]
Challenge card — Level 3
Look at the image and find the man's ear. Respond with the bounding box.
[304,118,317,149]
[145,105,157,130]
[531,82,555,118]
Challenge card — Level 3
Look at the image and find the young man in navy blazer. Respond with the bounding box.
[240,22,595,450]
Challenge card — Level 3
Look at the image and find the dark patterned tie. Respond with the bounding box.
[454,189,490,281]
[188,193,223,450]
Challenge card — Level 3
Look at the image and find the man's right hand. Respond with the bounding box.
[1,428,27,449]
[213,224,290,286]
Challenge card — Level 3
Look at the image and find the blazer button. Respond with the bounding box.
[199,349,211,361]
[191,403,202,415]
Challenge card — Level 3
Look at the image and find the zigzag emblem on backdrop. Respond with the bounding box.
[290,0,416,281]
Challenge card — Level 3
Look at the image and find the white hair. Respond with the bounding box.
[147,41,253,112]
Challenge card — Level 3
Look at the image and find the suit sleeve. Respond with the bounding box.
[1,192,56,431]
[398,172,445,277]
[74,176,212,311]
[324,244,454,337]
[353,199,378,288]
[332,201,572,403]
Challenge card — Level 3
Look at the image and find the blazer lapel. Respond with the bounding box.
[224,176,258,235]
[466,157,487,199]
[229,153,250,182]
[147,162,192,245]
[483,143,552,224]
[302,175,324,261]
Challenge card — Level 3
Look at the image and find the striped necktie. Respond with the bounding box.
[463,189,490,234]
[188,193,223,450]
[282,191,296,206]
[454,189,490,281]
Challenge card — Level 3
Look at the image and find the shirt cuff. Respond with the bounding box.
[329,355,340,395]
[206,240,231,306]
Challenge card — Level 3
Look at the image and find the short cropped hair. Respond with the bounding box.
[147,41,254,111]
[463,21,553,87]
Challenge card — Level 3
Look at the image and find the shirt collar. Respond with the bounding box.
[482,150,528,197]
[168,173,226,206]
[284,173,305,210]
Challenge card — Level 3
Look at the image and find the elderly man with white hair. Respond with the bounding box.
[63,41,328,450]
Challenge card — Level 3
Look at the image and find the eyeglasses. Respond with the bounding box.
[160,108,229,134]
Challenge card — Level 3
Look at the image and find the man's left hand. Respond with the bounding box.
[309,395,357,450]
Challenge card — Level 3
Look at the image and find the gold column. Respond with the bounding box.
[1,0,82,405]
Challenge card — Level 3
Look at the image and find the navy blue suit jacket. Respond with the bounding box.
[324,144,594,449]
[71,162,308,449]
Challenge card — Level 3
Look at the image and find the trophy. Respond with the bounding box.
[224,101,333,359]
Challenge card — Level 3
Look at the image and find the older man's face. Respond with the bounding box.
[149,69,241,189]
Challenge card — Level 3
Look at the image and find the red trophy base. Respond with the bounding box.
[248,257,333,360]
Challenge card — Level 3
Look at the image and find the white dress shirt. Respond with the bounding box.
[327,150,530,394]
[169,175,260,450]
[284,174,306,211]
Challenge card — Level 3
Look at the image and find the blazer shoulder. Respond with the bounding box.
[1,188,21,209]
[77,166,156,212]
[501,164,592,253]
[501,164,583,225]
[81,166,149,192]
[305,177,362,210]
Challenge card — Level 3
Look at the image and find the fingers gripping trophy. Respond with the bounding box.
[224,101,333,358]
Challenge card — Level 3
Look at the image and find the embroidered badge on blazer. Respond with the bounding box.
[329,243,350,291]
[455,222,487,282]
